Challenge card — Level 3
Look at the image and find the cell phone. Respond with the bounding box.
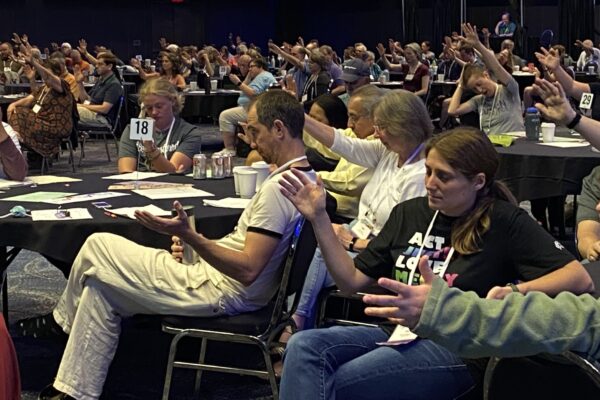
[92,201,112,209]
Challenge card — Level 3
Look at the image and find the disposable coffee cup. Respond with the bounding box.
[144,58,151,68]
[589,66,595,75]
[189,81,198,91]
[233,166,254,195]
[437,74,444,82]
[541,122,556,142]
[237,169,258,199]
[513,65,520,72]
[251,161,271,191]
[210,79,218,91]
[150,65,156,73]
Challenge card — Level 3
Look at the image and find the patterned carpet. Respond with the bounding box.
[6,126,275,399]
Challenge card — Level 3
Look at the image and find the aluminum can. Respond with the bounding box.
[222,155,233,177]
[192,154,207,179]
[211,154,224,179]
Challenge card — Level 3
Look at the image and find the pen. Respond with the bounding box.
[104,211,118,218]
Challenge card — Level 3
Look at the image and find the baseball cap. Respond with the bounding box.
[341,58,370,82]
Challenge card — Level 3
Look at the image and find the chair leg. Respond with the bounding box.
[192,338,208,397]
[162,334,184,400]
[41,156,49,175]
[66,140,76,173]
[79,134,86,167]
[483,356,501,400]
[103,132,111,162]
[262,344,280,400]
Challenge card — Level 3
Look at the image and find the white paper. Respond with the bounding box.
[203,197,251,209]
[0,178,33,189]
[31,208,93,221]
[537,142,590,148]
[27,175,83,185]
[377,325,418,346]
[133,187,214,200]
[46,191,130,205]
[502,131,526,137]
[102,172,168,180]
[109,204,171,219]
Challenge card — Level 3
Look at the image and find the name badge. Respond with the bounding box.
[83,100,91,105]
[405,74,414,81]
[3,67,10,72]
[301,94,308,103]
[351,219,373,240]
[580,93,594,110]
[129,117,154,141]
[32,104,41,114]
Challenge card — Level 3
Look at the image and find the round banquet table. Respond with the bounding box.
[0,173,242,267]
[496,136,600,201]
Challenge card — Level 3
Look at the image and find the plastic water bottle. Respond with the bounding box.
[380,69,390,83]
[524,107,541,141]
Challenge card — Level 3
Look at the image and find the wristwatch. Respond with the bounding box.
[236,80,243,87]
[348,237,358,253]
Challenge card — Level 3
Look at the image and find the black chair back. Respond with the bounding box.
[268,218,317,329]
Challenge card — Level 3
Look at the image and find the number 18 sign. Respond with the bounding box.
[129,118,154,141]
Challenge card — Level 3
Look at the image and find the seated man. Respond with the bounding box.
[494,12,517,37]
[0,42,22,95]
[575,39,600,72]
[20,90,315,400]
[215,56,276,156]
[0,110,27,181]
[75,52,123,126]
[118,79,201,173]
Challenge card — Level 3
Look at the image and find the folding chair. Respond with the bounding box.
[77,95,124,164]
[160,219,317,400]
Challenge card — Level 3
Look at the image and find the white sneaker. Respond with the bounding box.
[213,148,237,157]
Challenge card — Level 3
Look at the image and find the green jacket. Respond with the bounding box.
[413,278,600,360]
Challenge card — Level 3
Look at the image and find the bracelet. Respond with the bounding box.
[236,80,243,87]
[145,148,161,161]
[348,237,358,253]
[566,113,582,129]
[506,283,520,293]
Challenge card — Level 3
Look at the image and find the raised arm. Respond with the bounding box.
[460,23,512,86]
[279,170,374,293]
[536,47,590,101]
[534,78,600,150]
[269,43,303,69]
[78,39,98,66]
[304,113,336,148]
[447,67,477,117]
[376,43,403,72]
[18,38,62,93]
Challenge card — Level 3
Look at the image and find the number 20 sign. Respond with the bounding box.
[129,118,154,141]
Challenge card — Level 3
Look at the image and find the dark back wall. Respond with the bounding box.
[0,0,580,62]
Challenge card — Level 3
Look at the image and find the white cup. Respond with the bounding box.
[189,81,198,91]
[237,169,258,199]
[541,122,556,142]
[513,65,520,72]
[210,79,218,91]
[589,66,596,75]
[150,65,156,73]
[233,166,254,195]
[251,161,271,191]
[145,58,151,68]
[437,74,445,82]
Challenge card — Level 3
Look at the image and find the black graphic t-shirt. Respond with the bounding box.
[355,197,575,298]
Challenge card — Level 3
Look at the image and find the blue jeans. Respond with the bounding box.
[280,326,474,400]
[295,247,357,327]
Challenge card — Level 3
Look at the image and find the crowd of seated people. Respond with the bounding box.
[5,20,600,400]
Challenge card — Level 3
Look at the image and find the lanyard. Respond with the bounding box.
[363,143,424,225]
[407,210,455,286]
[158,117,176,157]
[480,83,499,134]
[37,86,51,106]
[269,155,308,179]
[303,74,318,97]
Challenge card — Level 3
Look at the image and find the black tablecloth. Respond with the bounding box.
[496,137,600,201]
[0,173,241,265]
